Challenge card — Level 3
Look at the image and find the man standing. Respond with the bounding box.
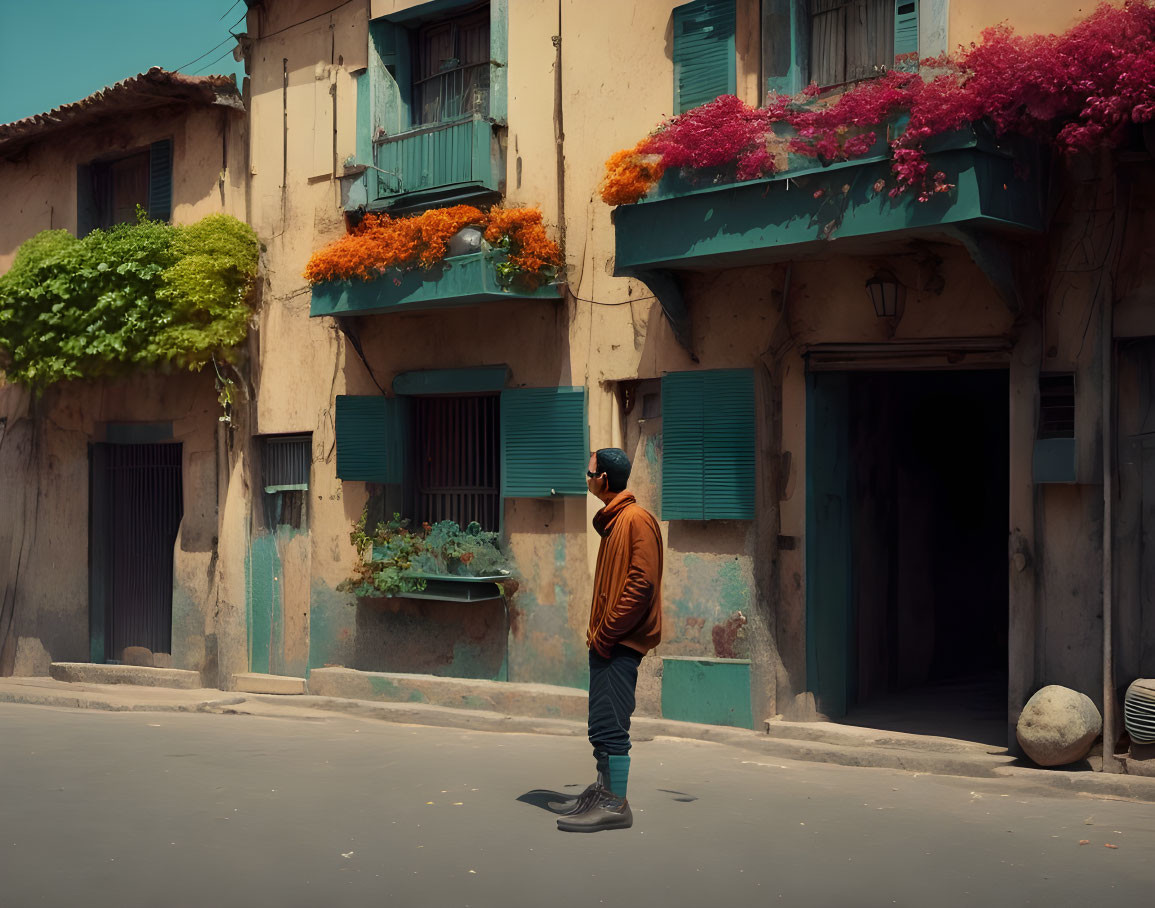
[557,448,663,833]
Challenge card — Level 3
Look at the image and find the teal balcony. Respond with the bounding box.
[372,116,503,211]
[309,250,561,318]
[614,124,1046,274]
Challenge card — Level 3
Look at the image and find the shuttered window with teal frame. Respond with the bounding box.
[661,370,755,520]
[673,0,737,114]
[147,138,173,222]
[335,395,410,483]
[500,387,588,498]
[893,0,919,65]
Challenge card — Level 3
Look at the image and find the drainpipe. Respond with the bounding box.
[1101,171,1120,773]
[552,1,566,253]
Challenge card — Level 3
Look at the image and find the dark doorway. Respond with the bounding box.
[89,443,184,663]
[807,370,1008,744]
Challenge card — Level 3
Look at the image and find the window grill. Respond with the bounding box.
[414,395,500,531]
[263,435,312,493]
[414,5,491,126]
[1038,374,1076,440]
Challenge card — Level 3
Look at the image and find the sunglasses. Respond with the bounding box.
[586,470,601,479]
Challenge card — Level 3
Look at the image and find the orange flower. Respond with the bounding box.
[304,205,562,288]
[599,141,665,206]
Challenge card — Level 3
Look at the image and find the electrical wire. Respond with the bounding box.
[172,12,248,72]
[191,46,240,76]
[256,0,357,41]
[219,0,244,20]
[570,293,657,307]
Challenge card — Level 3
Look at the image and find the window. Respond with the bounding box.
[810,0,918,88]
[1033,373,1077,484]
[77,139,173,234]
[414,5,491,126]
[661,369,755,520]
[262,434,311,529]
[414,395,501,530]
[365,2,504,207]
[673,0,737,114]
[334,385,588,526]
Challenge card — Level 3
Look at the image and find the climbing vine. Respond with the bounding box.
[601,1,1155,204]
[0,212,259,390]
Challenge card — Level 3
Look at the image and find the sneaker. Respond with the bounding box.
[556,790,633,833]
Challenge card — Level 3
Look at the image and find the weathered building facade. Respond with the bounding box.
[0,69,248,678]
[4,1,1155,762]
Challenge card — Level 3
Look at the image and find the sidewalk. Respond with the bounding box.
[3,674,1155,803]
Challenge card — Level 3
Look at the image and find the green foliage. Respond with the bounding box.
[339,512,513,598]
[0,213,259,389]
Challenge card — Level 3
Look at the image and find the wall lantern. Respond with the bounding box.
[865,269,905,319]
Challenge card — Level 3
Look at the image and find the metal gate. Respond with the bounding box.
[413,396,500,531]
[89,443,183,661]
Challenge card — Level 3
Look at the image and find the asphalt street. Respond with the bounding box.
[1,702,1153,908]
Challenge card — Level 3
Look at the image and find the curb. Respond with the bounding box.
[6,683,1155,803]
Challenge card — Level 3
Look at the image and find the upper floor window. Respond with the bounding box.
[77,139,173,235]
[414,4,491,126]
[810,0,919,89]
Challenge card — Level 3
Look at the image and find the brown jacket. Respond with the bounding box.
[586,491,663,658]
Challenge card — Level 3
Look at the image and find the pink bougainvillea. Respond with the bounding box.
[601,1,1155,205]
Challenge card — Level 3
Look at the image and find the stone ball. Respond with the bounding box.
[1016,685,1102,767]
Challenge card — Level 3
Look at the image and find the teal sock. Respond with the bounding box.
[606,754,630,799]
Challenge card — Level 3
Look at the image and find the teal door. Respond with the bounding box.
[805,372,854,718]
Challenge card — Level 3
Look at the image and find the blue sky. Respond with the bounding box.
[0,0,249,124]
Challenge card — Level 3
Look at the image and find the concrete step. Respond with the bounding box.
[232,673,308,695]
[49,662,202,690]
[306,667,588,721]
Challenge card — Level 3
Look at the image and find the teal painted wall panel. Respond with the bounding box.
[805,372,854,719]
[1034,438,1077,484]
[247,534,276,675]
[661,657,753,728]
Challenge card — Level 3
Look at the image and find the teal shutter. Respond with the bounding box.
[703,369,755,519]
[673,0,737,114]
[147,139,173,222]
[335,395,409,482]
[893,0,919,65]
[661,369,755,520]
[500,387,588,498]
[661,372,707,519]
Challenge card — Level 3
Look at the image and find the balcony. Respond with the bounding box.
[370,116,503,211]
[309,250,561,319]
[614,122,1047,273]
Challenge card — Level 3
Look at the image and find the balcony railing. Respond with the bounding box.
[373,115,501,209]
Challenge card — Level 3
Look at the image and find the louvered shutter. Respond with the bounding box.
[500,387,588,498]
[893,0,919,65]
[147,138,173,222]
[335,395,409,482]
[662,369,755,520]
[673,0,737,114]
[704,370,755,518]
[661,372,707,519]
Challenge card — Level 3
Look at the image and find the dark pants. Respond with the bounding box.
[587,644,643,759]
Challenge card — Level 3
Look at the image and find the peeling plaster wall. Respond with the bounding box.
[0,100,246,678]
[0,373,219,676]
